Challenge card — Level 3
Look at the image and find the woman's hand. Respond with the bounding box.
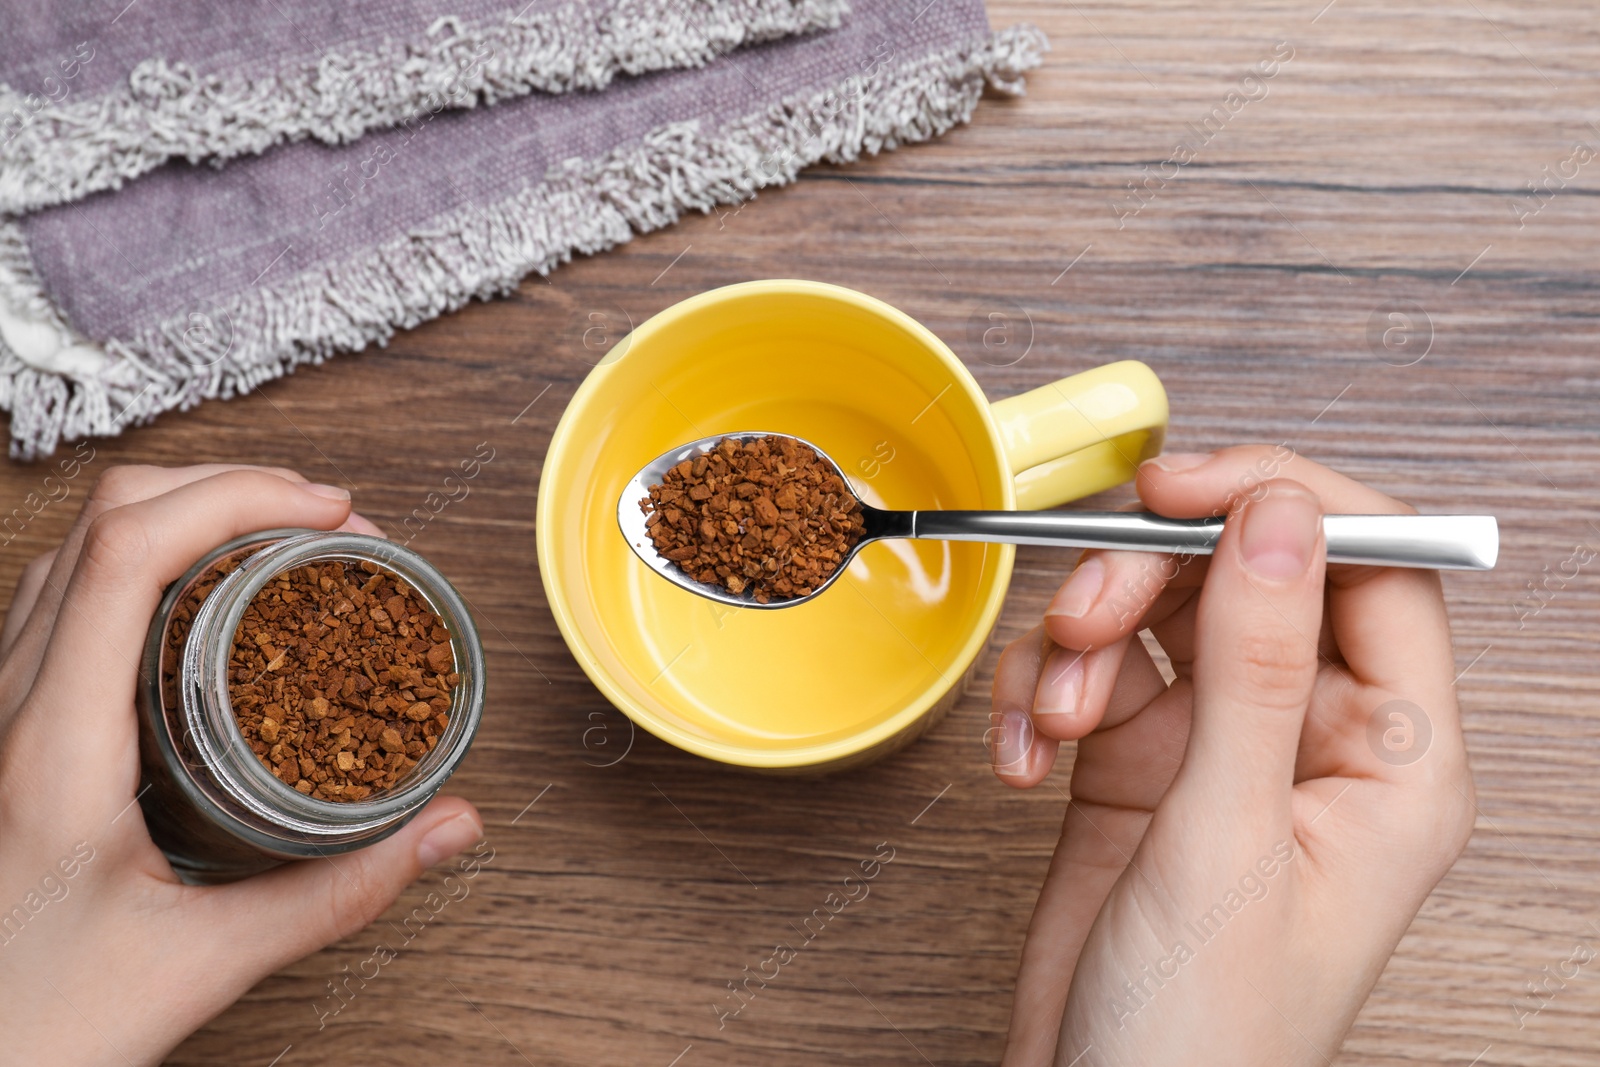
[992,446,1476,1066]
[0,465,484,1066]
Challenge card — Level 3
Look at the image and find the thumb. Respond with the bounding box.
[1173,480,1326,823]
[198,795,484,980]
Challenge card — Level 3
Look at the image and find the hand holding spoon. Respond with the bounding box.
[618,432,1499,610]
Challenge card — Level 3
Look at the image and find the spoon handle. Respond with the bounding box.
[906,511,1498,570]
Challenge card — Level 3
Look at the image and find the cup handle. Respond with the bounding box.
[988,360,1169,511]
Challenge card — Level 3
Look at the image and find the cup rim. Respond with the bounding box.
[536,279,1017,768]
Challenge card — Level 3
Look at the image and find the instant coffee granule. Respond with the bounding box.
[640,435,866,603]
[164,557,458,802]
[160,550,253,719]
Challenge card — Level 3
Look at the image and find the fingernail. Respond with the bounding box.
[416,810,482,868]
[1047,555,1104,619]
[1240,486,1321,580]
[302,482,351,502]
[993,709,1032,772]
[1033,649,1085,720]
[1144,452,1212,474]
[343,511,387,537]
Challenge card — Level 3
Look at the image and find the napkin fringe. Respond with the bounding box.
[0,0,850,215]
[0,24,1048,458]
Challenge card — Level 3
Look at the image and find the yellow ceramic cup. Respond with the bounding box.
[537,280,1167,771]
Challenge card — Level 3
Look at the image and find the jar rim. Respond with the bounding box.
[182,531,486,836]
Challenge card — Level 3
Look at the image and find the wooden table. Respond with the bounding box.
[3,2,1595,1063]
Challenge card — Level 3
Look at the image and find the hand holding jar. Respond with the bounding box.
[0,465,484,1065]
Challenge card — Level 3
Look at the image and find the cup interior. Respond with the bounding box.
[539,281,1016,767]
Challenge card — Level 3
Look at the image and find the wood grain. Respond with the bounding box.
[2,2,1596,1063]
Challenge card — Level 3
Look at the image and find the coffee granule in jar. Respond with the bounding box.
[165,558,458,803]
[640,435,866,603]
[160,549,255,721]
[229,560,457,801]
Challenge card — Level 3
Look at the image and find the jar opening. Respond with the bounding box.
[220,555,459,805]
[177,533,485,836]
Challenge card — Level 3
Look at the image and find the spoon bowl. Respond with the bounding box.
[617,431,882,609]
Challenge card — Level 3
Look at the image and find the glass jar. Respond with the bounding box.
[135,529,486,883]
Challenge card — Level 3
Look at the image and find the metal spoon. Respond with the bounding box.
[617,432,1499,610]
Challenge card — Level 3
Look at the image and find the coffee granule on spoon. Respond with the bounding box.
[640,435,866,603]
[165,556,457,802]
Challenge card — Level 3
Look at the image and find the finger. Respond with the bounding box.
[1,465,318,695]
[1138,445,1406,518]
[1000,632,1176,786]
[51,463,312,579]
[1043,550,1208,657]
[1144,589,1200,671]
[1145,586,1340,676]
[192,797,483,988]
[22,471,354,760]
[1041,640,1189,813]
[0,550,56,657]
[341,511,386,538]
[1031,634,1151,742]
[1071,677,1194,812]
[1327,569,1452,695]
[1138,446,1455,704]
[991,627,1059,788]
[1170,479,1326,823]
